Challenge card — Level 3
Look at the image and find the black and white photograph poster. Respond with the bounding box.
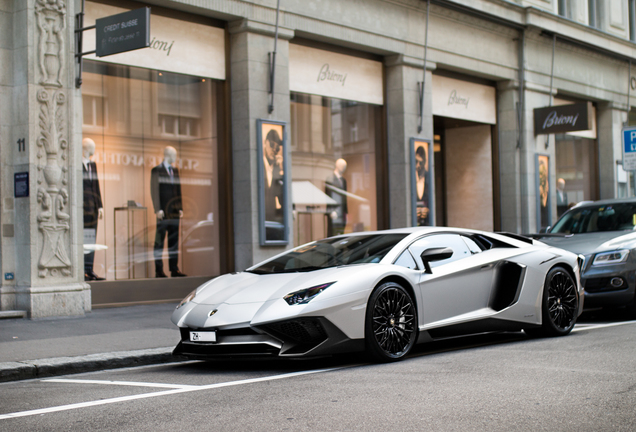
[257,119,289,245]
[536,154,551,232]
[410,138,433,227]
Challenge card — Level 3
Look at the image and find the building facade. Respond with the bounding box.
[2,0,636,317]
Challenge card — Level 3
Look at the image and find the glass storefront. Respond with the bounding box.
[81,60,222,281]
[554,134,598,217]
[290,93,383,245]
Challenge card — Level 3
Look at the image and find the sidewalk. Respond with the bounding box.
[0,303,182,383]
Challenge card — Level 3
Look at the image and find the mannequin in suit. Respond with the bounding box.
[82,138,104,281]
[326,158,348,236]
[151,146,186,277]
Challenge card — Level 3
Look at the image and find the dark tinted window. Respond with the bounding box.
[248,234,407,274]
[551,203,636,234]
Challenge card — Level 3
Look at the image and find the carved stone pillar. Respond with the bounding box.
[1,0,89,318]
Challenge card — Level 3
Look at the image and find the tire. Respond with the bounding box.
[525,266,578,337]
[365,282,418,362]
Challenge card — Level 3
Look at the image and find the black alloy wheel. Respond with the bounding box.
[526,266,578,337]
[365,282,417,362]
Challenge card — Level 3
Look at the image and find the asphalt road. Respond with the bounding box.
[1,315,635,432]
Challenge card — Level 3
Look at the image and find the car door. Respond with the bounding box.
[407,233,499,327]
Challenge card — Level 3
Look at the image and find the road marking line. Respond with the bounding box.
[0,368,338,420]
[43,379,198,389]
[573,320,636,332]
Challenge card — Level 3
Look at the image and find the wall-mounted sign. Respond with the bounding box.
[14,172,28,198]
[85,1,225,80]
[432,75,496,124]
[289,44,383,105]
[622,126,636,171]
[95,7,150,57]
[533,102,592,135]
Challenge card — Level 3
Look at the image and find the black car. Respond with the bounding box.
[533,198,636,316]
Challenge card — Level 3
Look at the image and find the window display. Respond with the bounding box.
[290,93,382,244]
[81,61,222,280]
[555,134,599,216]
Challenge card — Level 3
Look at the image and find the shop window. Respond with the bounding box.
[81,61,222,281]
[82,94,106,129]
[555,134,599,217]
[290,93,382,244]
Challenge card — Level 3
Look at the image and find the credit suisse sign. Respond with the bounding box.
[95,7,150,57]
[533,102,592,135]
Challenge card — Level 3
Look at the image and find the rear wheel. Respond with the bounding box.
[525,266,578,337]
[365,282,417,362]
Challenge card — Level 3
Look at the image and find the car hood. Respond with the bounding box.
[190,266,363,306]
[172,265,378,328]
[538,231,636,255]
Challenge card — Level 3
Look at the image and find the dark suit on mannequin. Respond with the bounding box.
[151,153,185,277]
[83,159,103,278]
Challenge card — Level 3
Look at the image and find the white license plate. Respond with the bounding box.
[190,331,216,342]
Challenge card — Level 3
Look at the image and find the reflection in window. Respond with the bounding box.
[555,134,598,215]
[290,93,382,245]
[81,60,222,281]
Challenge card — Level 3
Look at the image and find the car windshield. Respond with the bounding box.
[550,203,636,234]
[247,234,407,274]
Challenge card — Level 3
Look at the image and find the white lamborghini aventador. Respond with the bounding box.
[172,227,584,362]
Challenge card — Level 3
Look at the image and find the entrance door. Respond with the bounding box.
[434,119,495,231]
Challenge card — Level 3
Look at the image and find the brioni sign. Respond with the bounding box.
[289,44,383,105]
[432,75,496,124]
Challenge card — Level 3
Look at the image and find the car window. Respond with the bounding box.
[394,250,418,270]
[408,234,473,270]
[248,234,407,274]
[462,236,482,254]
[551,203,636,234]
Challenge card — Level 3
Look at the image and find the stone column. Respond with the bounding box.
[497,80,523,233]
[385,55,435,228]
[229,19,293,271]
[0,0,88,317]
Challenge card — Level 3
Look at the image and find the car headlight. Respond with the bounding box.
[177,289,197,309]
[284,282,334,306]
[592,250,629,266]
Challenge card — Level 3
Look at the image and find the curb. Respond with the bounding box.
[0,347,179,383]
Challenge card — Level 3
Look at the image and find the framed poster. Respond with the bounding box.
[257,119,289,245]
[536,154,551,232]
[410,138,434,227]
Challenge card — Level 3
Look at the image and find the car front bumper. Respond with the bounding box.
[581,263,636,308]
[173,316,364,359]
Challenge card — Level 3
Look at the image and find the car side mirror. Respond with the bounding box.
[420,247,453,273]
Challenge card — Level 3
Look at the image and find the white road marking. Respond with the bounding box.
[43,379,198,389]
[0,368,338,420]
[573,320,636,332]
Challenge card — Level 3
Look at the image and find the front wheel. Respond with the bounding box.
[365,282,418,362]
[525,266,578,337]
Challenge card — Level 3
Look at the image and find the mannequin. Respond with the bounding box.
[150,146,186,277]
[325,158,348,236]
[82,137,104,281]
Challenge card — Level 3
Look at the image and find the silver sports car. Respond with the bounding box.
[172,227,584,362]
